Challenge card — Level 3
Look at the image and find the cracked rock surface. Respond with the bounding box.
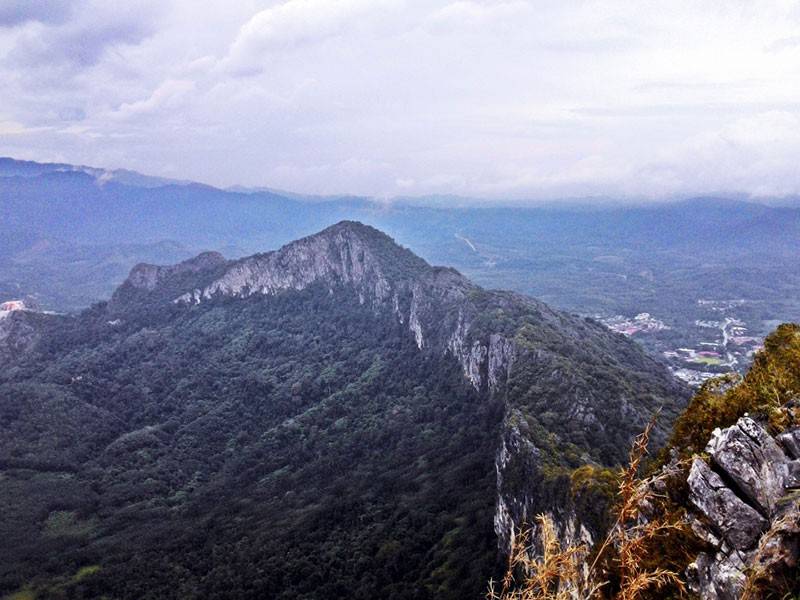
[686,416,800,599]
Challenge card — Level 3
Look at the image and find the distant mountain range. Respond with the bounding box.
[0,221,687,599]
[2,156,800,378]
[0,157,194,189]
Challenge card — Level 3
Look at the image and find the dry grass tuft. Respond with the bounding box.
[487,514,600,600]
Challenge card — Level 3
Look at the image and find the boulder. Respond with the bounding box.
[687,458,767,551]
[685,414,800,599]
[706,417,788,516]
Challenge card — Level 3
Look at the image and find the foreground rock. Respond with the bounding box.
[686,415,800,599]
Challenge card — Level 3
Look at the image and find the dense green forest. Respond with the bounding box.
[1,285,505,599]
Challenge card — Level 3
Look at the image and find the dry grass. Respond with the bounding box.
[489,417,686,600]
[742,512,800,600]
[487,515,600,600]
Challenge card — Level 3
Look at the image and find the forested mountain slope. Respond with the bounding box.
[0,222,687,600]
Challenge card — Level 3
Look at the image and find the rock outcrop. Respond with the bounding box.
[686,415,800,599]
[126,251,227,292]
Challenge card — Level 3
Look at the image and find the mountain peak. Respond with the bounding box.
[304,220,429,276]
[125,251,227,292]
[320,219,378,234]
[172,221,432,306]
[111,250,229,309]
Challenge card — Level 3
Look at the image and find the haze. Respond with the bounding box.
[2,0,800,200]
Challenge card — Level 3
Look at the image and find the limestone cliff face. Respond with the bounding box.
[110,251,229,311]
[492,411,595,554]
[685,412,800,599]
[175,228,396,306]
[170,222,523,395]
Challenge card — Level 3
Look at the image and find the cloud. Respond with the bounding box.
[5,1,158,70]
[113,79,196,119]
[423,1,527,31]
[765,35,800,53]
[219,0,395,76]
[0,1,75,27]
[656,111,800,197]
[10,22,150,69]
[57,106,87,122]
[0,120,39,135]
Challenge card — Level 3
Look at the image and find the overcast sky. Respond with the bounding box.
[2,1,800,200]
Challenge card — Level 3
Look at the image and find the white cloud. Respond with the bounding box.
[5,1,159,70]
[219,0,397,76]
[113,79,196,118]
[423,1,527,31]
[0,1,76,27]
[0,120,40,135]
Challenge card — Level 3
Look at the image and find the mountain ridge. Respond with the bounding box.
[111,220,677,401]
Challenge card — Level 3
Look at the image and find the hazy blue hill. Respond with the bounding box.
[0,157,77,178]
[4,158,800,257]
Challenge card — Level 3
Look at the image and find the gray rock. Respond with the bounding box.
[778,428,800,460]
[706,417,789,516]
[687,545,749,600]
[787,460,800,489]
[0,310,41,364]
[127,251,227,291]
[687,458,767,551]
[684,413,800,599]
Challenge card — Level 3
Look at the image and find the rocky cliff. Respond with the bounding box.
[166,221,516,393]
[620,325,800,599]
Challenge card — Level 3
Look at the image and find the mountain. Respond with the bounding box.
[0,156,190,188]
[3,156,800,389]
[0,222,687,600]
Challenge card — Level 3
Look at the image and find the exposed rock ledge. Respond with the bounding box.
[686,415,800,599]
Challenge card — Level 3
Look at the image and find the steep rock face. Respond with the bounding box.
[706,417,792,516]
[111,251,230,311]
[492,411,595,554]
[170,222,522,394]
[177,231,396,305]
[686,415,800,599]
[494,412,541,551]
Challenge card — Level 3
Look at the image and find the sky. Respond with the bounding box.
[2,1,800,201]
